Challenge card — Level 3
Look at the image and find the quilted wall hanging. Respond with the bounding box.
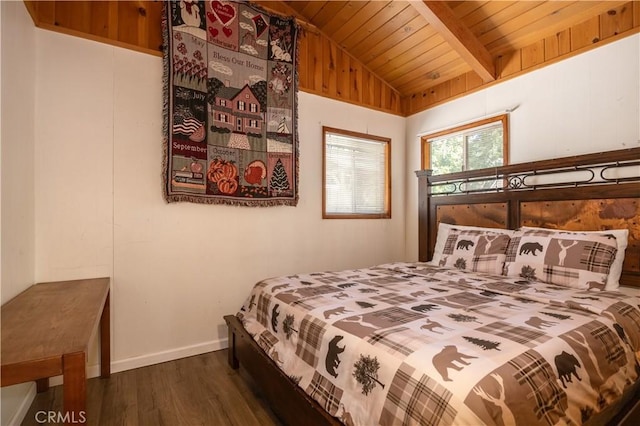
[163,0,299,206]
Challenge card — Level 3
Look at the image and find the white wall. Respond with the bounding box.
[4,12,639,423]
[1,0,36,303]
[404,34,640,259]
[33,29,406,368]
[1,1,37,424]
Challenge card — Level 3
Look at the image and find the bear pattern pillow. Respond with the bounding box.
[521,226,628,291]
[437,228,511,275]
[430,222,514,266]
[503,228,618,289]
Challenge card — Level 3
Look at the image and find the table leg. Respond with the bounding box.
[36,378,49,393]
[100,292,111,378]
[62,352,86,425]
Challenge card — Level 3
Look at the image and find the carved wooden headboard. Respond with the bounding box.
[416,148,640,288]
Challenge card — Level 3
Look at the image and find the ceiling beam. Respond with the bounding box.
[409,0,496,82]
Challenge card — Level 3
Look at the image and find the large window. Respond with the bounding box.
[323,127,391,219]
[421,114,509,175]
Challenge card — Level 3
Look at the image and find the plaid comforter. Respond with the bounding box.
[237,262,640,425]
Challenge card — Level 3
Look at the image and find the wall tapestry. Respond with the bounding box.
[163,0,299,206]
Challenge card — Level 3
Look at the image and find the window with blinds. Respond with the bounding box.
[323,127,391,219]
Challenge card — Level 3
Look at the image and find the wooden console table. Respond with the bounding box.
[1,278,110,424]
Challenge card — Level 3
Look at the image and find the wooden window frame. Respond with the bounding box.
[322,126,392,219]
[420,114,509,171]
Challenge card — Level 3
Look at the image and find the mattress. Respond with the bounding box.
[236,262,640,425]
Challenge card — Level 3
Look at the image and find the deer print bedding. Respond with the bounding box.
[235,262,640,425]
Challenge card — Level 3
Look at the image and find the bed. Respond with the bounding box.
[224,147,640,425]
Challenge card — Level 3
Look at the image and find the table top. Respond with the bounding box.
[1,278,110,367]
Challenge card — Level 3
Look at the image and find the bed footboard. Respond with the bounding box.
[226,315,240,370]
[223,315,341,426]
[614,385,640,426]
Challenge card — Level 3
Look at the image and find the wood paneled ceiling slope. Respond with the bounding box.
[24,1,640,116]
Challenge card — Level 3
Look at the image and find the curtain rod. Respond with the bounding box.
[415,105,519,138]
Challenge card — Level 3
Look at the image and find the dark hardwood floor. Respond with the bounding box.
[21,350,282,426]
[18,346,640,425]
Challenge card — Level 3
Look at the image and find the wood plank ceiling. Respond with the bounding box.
[24,1,640,116]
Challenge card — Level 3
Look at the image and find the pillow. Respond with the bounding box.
[430,223,512,275]
[431,222,514,266]
[521,226,628,291]
[503,228,618,289]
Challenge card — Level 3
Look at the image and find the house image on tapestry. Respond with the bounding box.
[213,83,263,134]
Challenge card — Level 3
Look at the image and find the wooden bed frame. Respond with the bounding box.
[225,147,640,425]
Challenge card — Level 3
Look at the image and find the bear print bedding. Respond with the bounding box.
[236,262,640,425]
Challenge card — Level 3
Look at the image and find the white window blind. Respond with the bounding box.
[324,131,389,216]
